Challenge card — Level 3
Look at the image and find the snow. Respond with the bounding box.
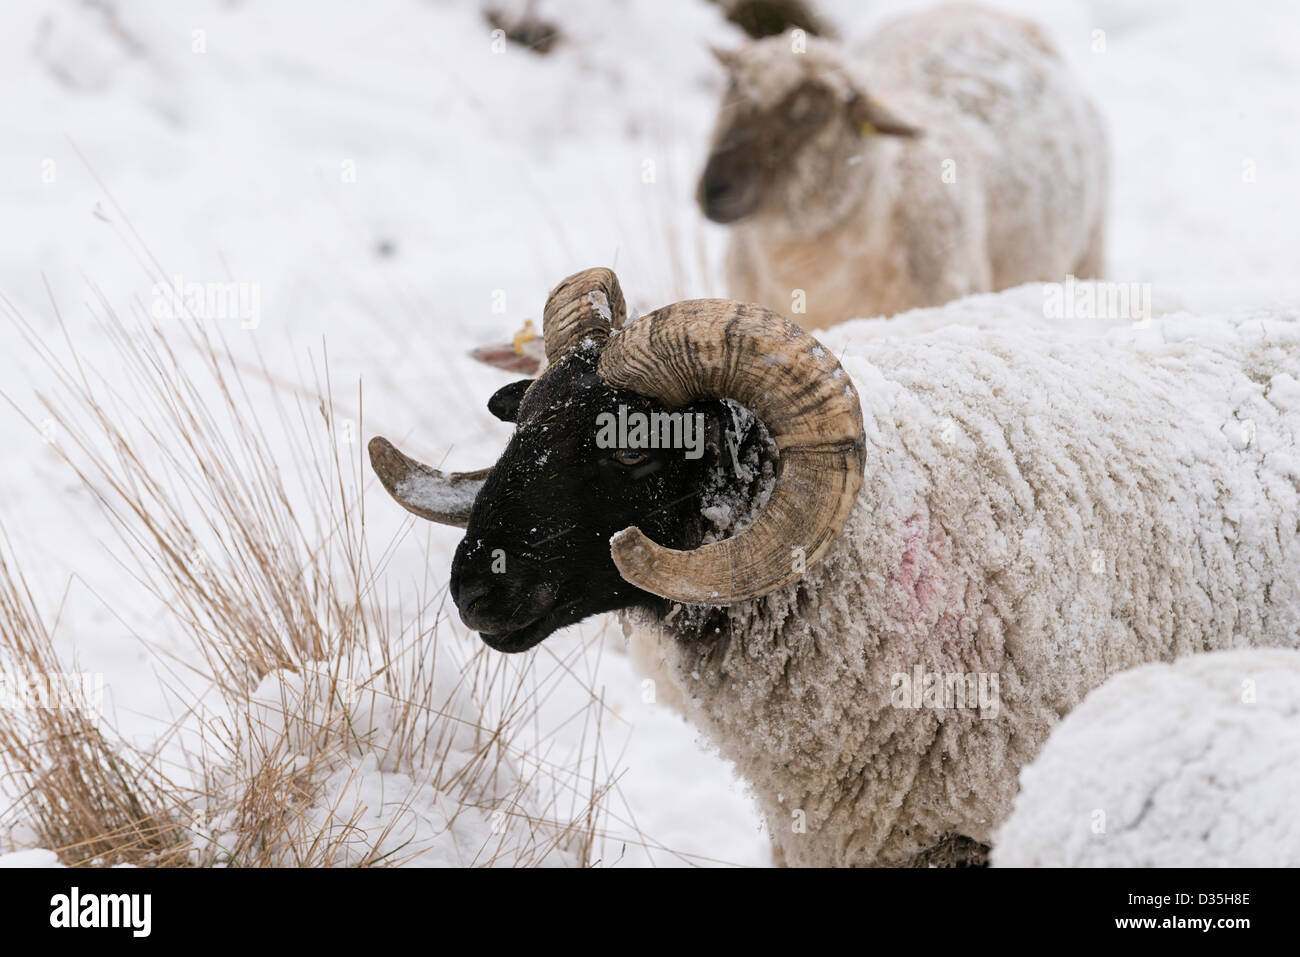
[193,663,573,867]
[588,290,613,323]
[0,849,63,868]
[0,0,1297,867]
[993,650,1300,867]
[395,473,481,518]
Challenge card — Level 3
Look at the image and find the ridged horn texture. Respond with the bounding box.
[542,267,627,362]
[368,436,490,529]
[597,300,865,604]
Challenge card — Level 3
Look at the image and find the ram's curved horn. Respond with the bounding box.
[542,267,627,363]
[368,436,489,529]
[597,301,864,603]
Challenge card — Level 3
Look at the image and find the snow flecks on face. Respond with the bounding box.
[699,400,777,544]
[701,503,735,527]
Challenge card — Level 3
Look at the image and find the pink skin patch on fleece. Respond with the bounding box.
[893,511,947,621]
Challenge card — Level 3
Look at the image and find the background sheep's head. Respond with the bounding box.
[371,268,866,652]
[699,33,919,229]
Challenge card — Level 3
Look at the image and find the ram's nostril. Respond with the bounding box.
[453,577,495,624]
[453,570,554,635]
[455,578,489,609]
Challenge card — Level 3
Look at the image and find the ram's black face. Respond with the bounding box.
[450,348,724,653]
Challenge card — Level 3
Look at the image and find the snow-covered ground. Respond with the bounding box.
[0,0,1297,866]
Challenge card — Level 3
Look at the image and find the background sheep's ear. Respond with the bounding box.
[487,379,533,422]
[709,44,740,72]
[847,93,922,137]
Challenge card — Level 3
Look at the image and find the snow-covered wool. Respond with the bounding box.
[991,648,1300,867]
[624,308,1300,866]
[707,5,1108,328]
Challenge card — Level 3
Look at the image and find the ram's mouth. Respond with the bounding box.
[476,599,583,654]
[478,620,552,654]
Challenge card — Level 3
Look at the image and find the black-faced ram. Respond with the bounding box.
[372,268,1300,866]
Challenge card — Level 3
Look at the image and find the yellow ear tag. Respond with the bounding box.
[858,121,880,136]
[511,319,537,355]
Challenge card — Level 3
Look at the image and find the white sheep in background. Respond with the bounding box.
[625,308,1299,866]
[699,4,1109,329]
[992,649,1300,867]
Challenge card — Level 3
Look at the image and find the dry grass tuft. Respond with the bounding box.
[0,284,613,867]
[0,535,191,865]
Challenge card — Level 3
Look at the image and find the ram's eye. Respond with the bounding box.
[612,449,648,467]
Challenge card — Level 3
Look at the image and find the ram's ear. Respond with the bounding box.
[469,343,543,375]
[703,407,725,457]
[487,379,533,423]
[847,92,922,137]
[685,399,728,459]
